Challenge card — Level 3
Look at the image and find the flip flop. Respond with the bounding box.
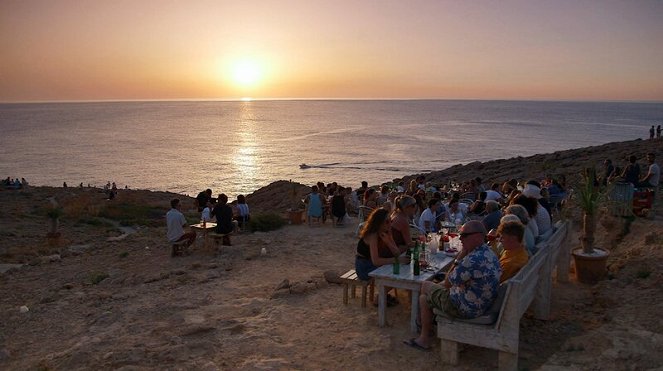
[403,338,430,351]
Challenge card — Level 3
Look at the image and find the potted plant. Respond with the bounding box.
[572,167,610,284]
[287,180,305,225]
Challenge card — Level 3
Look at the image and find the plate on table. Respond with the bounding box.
[444,248,458,257]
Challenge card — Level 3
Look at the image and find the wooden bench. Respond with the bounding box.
[340,269,374,308]
[208,232,232,246]
[435,221,571,370]
[170,239,189,257]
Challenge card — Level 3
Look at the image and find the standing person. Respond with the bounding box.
[650,125,656,140]
[196,189,213,212]
[638,153,660,190]
[657,125,662,139]
[166,198,197,256]
[211,194,233,245]
[405,221,501,350]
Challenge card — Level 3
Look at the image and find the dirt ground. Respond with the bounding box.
[1,185,662,370]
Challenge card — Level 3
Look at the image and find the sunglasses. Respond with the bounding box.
[459,232,480,239]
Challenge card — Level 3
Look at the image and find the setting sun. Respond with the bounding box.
[231,59,263,88]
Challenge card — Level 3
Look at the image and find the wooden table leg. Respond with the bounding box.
[377,282,386,327]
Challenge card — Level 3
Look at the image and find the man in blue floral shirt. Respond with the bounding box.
[404,220,501,351]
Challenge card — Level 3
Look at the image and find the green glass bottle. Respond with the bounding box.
[392,256,400,275]
[413,241,420,276]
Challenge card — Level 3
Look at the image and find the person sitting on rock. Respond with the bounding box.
[405,221,501,351]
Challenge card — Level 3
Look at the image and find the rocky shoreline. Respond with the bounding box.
[0,138,662,370]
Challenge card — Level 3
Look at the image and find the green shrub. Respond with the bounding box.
[89,271,109,285]
[98,202,166,227]
[248,213,287,232]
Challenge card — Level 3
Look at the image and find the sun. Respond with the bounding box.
[231,59,263,88]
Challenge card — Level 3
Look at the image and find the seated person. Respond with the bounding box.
[503,206,536,255]
[355,208,410,305]
[390,195,417,250]
[485,183,503,202]
[621,155,640,185]
[445,200,466,225]
[211,194,233,245]
[166,198,196,254]
[637,153,660,191]
[417,198,441,234]
[201,200,214,222]
[234,194,250,229]
[496,220,529,283]
[468,191,487,216]
[305,185,324,226]
[405,221,501,350]
[481,200,502,231]
[331,187,347,225]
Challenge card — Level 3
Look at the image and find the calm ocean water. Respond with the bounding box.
[1,100,661,197]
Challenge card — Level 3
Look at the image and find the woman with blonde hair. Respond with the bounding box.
[390,195,417,250]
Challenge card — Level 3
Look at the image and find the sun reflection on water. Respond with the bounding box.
[233,102,258,182]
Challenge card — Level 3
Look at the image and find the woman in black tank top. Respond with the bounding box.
[355,208,409,281]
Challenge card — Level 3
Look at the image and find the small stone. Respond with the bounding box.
[324,270,342,284]
[275,279,290,290]
[19,305,29,313]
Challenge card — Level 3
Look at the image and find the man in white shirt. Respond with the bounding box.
[418,199,441,233]
[639,152,660,190]
[166,199,196,255]
[522,183,552,236]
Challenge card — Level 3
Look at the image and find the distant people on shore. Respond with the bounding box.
[657,125,662,139]
[650,125,655,140]
[2,177,28,190]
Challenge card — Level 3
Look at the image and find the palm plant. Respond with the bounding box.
[578,168,601,254]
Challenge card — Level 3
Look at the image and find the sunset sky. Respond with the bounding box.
[1,0,662,102]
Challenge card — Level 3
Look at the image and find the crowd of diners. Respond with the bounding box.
[344,174,569,351]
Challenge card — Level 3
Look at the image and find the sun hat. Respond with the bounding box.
[521,184,542,199]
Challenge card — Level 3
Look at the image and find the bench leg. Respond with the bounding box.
[440,339,459,365]
[369,281,374,302]
[361,284,368,307]
[498,350,518,371]
[350,284,356,299]
[343,283,349,305]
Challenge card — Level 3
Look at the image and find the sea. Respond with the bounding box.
[1,100,661,197]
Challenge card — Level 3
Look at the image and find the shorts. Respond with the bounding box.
[355,256,377,281]
[427,285,464,318]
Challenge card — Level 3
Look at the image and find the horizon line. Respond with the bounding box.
[1,97,662,105]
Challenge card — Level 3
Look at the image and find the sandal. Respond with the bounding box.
[403,338,430,351]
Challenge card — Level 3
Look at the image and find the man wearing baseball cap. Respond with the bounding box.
[404,220,501,351]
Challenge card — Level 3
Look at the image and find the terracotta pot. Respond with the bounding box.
[572,248,610,284]
[288,209,305,225]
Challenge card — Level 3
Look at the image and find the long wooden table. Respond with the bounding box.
[369,252,453,333]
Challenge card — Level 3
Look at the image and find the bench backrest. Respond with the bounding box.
[494,231,554,330]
